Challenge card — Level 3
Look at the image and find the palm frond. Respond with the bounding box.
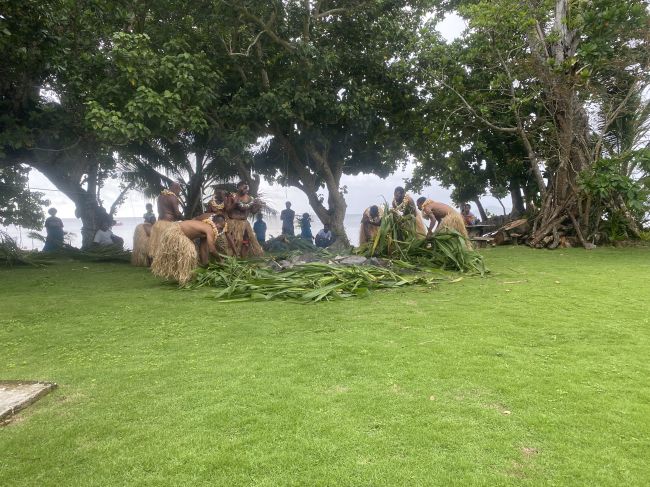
[357,204,487,275]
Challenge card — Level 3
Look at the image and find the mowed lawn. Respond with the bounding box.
[1,246,649,486]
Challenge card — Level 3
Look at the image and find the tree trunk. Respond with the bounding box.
[75,196,105,249]
[496,198,507,216]
[527,0,593,248]
[472,198,488,221]
[510,181,526,216]
[185,172,204,218]
[24,146,114,248]
[276,131,351,246]
[294,174,350,247]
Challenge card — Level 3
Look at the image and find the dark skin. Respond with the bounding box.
[361,206,382,226]
[392,189,416,216]
[206,189,233,216]
[157,182,183,221]
[177,218,234,265]
[191,213,238,256]
[229,184,260,220]
[417,200,456,235]
[229,184,261,258]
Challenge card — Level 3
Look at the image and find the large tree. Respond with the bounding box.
[413,0,650,246]
[78,1,438,243]
[0,0,140,246]
[212,0,433,244]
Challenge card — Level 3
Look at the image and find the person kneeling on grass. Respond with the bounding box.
[151,215,233,285]
[93,219,124,249]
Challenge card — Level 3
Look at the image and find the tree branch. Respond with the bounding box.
[439,79,518,134]
[312,8,348,19]
[592,82,639,163]
[109,181,135,217]
[221,29,266,57]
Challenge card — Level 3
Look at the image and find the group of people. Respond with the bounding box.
[131,181,266,284]
[359,186,474,245]
[128,181,477,284]
[43,207,124,251]
[277,202,335,248]
[41,182,474,283]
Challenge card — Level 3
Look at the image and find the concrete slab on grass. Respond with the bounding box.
[0,381,57,422]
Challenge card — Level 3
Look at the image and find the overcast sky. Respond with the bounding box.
[28,12,511,220]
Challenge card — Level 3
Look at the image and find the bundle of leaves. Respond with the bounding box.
[358,206,487,275]
[189,257,443,302]
[0,231,47,267]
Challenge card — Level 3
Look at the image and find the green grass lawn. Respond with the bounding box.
[1,246,649,486]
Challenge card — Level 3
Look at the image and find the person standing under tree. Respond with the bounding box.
[148,182,183,258]
[299,213,313,243]
[280,202,295,236]
[43,208,64,251]
[227,181,264,258]
[253,213,267,244]
[205,188,232,217]
[143,203,156,225]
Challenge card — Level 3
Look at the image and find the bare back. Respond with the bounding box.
[423,200,456,221]
[178,220,212,240]
[158,194,182,221]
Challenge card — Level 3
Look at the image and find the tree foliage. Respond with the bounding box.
[410,0,650,245]
[0,165,48,229]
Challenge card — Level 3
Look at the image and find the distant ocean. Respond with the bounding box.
[4,213,365,250]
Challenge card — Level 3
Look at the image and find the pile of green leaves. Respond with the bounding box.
[358,206,487,275]
[0,232,47,267]
[189,258,443,303]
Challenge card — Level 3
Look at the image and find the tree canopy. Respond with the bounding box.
[2,0,648,247]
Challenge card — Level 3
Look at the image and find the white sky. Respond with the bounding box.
[28,13,510,221]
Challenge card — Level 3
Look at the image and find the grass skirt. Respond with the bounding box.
[151,223,198,285]
[359,207,385,246]
[131,224,150,267]
[226,219,264,257]
[437,211,470,238]
[415,213,427,236]
[148,220,173,258]
[359,223,380,246]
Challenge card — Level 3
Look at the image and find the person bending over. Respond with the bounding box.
[416,197,470,240]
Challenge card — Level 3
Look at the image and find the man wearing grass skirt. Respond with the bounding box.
[359,205,384,246]
[416,197,470,241]
[226,181,264,258]
[391,187,427,236]
[151,214,232,285]
[147,182,184,260]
